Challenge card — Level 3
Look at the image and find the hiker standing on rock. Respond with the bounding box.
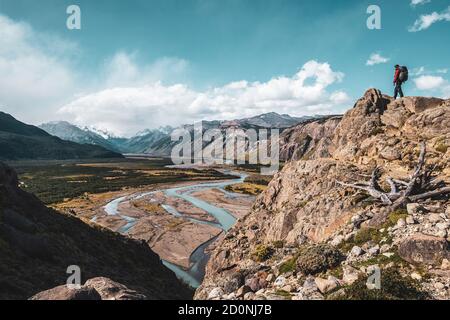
[393,64,408,99]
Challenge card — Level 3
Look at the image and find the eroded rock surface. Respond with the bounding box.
[196,89,450,300]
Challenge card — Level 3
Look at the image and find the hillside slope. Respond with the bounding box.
[0,162,192,300]
[196,89,450,300]
[0,112,123,160]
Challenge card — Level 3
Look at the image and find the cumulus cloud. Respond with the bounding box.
[59,60,350,137]
[414,75,450,98]
[409,6,450,32]
[410,0,431,7]
[0,14,78,123]
[366,53,390,66]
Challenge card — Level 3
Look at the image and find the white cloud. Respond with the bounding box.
[414,75,445,90]
[410,0,431,8]
[409,6,450,32]
[0,14,350,136]
[414,75,450,98]
[102,52,189,87]
[0,14,191,126]
[411,66,448,76]
[366,53,390,66]
[59,60,350,136]
[0,14,78,124]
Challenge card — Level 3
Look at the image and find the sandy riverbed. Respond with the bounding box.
[53,177,253,270]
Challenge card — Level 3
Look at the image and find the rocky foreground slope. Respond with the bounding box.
[0,162,192,300]
[196,89,450,300]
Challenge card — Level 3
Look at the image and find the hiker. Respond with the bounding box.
[393,64,408,99]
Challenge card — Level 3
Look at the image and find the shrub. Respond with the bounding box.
[296,244,343,275]
[279,257,297,274]
[334,268,429,300]
[435,143,448,154]
[272,240,284,249]
[252,245,274,262]
[387,209,408,227]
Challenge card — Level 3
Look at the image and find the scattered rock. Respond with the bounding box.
[367,245,380,256]
[331,235,344,247]
[407,203,426,215]
[342,266,362,285]
[274,276,286,287]
[350,246,364,257]
[281,285,293,293]
[266,274,275,282]
[411,272,422,281]
[236,286,252,298]
[436,222,449,231]
[327,288,346,300]
[243,292,256,300]
[434,282,445,290]
[314,277,339,294]
[396,218,406,228]
[441,259,450,270]
[245,275,268,292]
[380,244,391,253]
[406,216,416,225]
[428,214,443,224]
[208,287,224,300]
[380,147,401,161]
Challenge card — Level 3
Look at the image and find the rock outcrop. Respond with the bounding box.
[30,277,147,300]
[196,89,450,300]
[0,163,193,300]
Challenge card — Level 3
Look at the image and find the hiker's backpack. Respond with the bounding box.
[399,66,409,82]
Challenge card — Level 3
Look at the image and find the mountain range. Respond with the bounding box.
[0,112,123,161]
[39,113,319,156]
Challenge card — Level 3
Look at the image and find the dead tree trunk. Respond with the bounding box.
[337,142,449,219]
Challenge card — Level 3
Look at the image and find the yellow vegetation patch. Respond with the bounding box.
[225,183,267,195]
[131,200,165,215]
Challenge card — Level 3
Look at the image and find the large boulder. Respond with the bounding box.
[398,234,449,266]
[30,285,101,300]
[84,277,147,300]
[30,277,147,300]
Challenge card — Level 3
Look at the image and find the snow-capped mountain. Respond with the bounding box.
[38,121,122,153]
[39,113,319,156]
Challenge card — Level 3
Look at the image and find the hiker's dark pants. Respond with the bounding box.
[394,81,404,99]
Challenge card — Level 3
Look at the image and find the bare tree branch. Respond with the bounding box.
[336,142,447,210]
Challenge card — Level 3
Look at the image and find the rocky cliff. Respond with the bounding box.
[0,162,193,300]
[196,89,450,300]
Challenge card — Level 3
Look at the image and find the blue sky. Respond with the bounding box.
[0,0,449,136]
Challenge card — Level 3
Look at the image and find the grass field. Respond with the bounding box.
[7,158,235,204]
